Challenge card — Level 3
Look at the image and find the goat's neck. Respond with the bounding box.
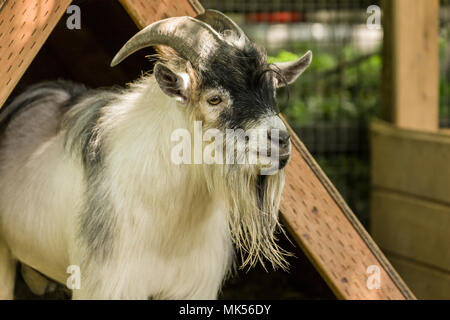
[105,77,221,230]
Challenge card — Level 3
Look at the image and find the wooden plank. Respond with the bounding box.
[372,190,450,271]
[371,120,450,204]
[281,118,414,300]
[381,0,439,131]
[119,0,415,300]
[387,254,450,299]
[0,0,72,108]
[119,0,204,27]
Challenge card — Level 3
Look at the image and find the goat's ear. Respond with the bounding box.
[154,63,190,104]
[273,51,312,88]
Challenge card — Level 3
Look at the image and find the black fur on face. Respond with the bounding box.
[199,42,278,130]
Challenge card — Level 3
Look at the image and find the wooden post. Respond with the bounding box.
[0,0,72,108]
[381,0,439,131]
[374,0,446,298]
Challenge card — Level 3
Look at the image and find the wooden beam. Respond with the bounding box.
[381,0,439,131]
[118,0,204,27]
[387,254,450,299]
[0,0,72,108]
[371,120,450,298]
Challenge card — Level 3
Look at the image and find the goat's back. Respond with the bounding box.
[0,81,87,283]
[0,81,86,162]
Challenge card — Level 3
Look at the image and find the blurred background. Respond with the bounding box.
[8,0,450,299]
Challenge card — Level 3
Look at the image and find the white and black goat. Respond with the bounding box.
[0,10,311,299]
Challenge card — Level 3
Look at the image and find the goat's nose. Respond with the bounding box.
[268,130,290,151]
[278,130,291,150]
[266,129,291,170]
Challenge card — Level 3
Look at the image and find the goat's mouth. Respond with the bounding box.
[278,153,290,169]
[252,149,290,174]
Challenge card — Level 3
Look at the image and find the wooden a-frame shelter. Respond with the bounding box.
[0,0,416,300]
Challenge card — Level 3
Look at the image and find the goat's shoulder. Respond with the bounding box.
[0,80,87,133]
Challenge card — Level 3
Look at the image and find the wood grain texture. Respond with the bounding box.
[371,120,450,205]
[387,254,450,299]
[382,0,439,131]
[0,0,72,108]
[371,120,450,299]
[119,0,204,29]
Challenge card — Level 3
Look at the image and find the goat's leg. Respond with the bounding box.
[0,239,16,299]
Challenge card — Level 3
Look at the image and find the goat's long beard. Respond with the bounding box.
[204,163,289,270]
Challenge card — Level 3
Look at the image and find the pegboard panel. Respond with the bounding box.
[280,117,415,300]
[119,0,204,29]
[0,0,72,108]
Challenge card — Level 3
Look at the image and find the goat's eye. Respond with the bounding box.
[207,96,222,105]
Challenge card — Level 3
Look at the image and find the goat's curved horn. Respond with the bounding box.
[111,16,223,67]
[195,10,248,45]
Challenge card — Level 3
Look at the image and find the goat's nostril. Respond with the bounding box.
[268,130,290,142]
[267,130,290,153]
[279,139,289,148]
[278,131,290,149]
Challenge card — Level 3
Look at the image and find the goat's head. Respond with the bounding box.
[111,10,312,269]
[111,10,311,173]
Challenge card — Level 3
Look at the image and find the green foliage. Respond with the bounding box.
[267,50,300,63]
[269,45,382,125]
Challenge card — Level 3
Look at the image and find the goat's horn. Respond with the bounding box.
[111,16,223,67]
[195,9,248,44]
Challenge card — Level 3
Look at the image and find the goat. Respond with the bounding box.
[0,10,311,299]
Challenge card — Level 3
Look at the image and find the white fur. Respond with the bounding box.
[0,77,234,299]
